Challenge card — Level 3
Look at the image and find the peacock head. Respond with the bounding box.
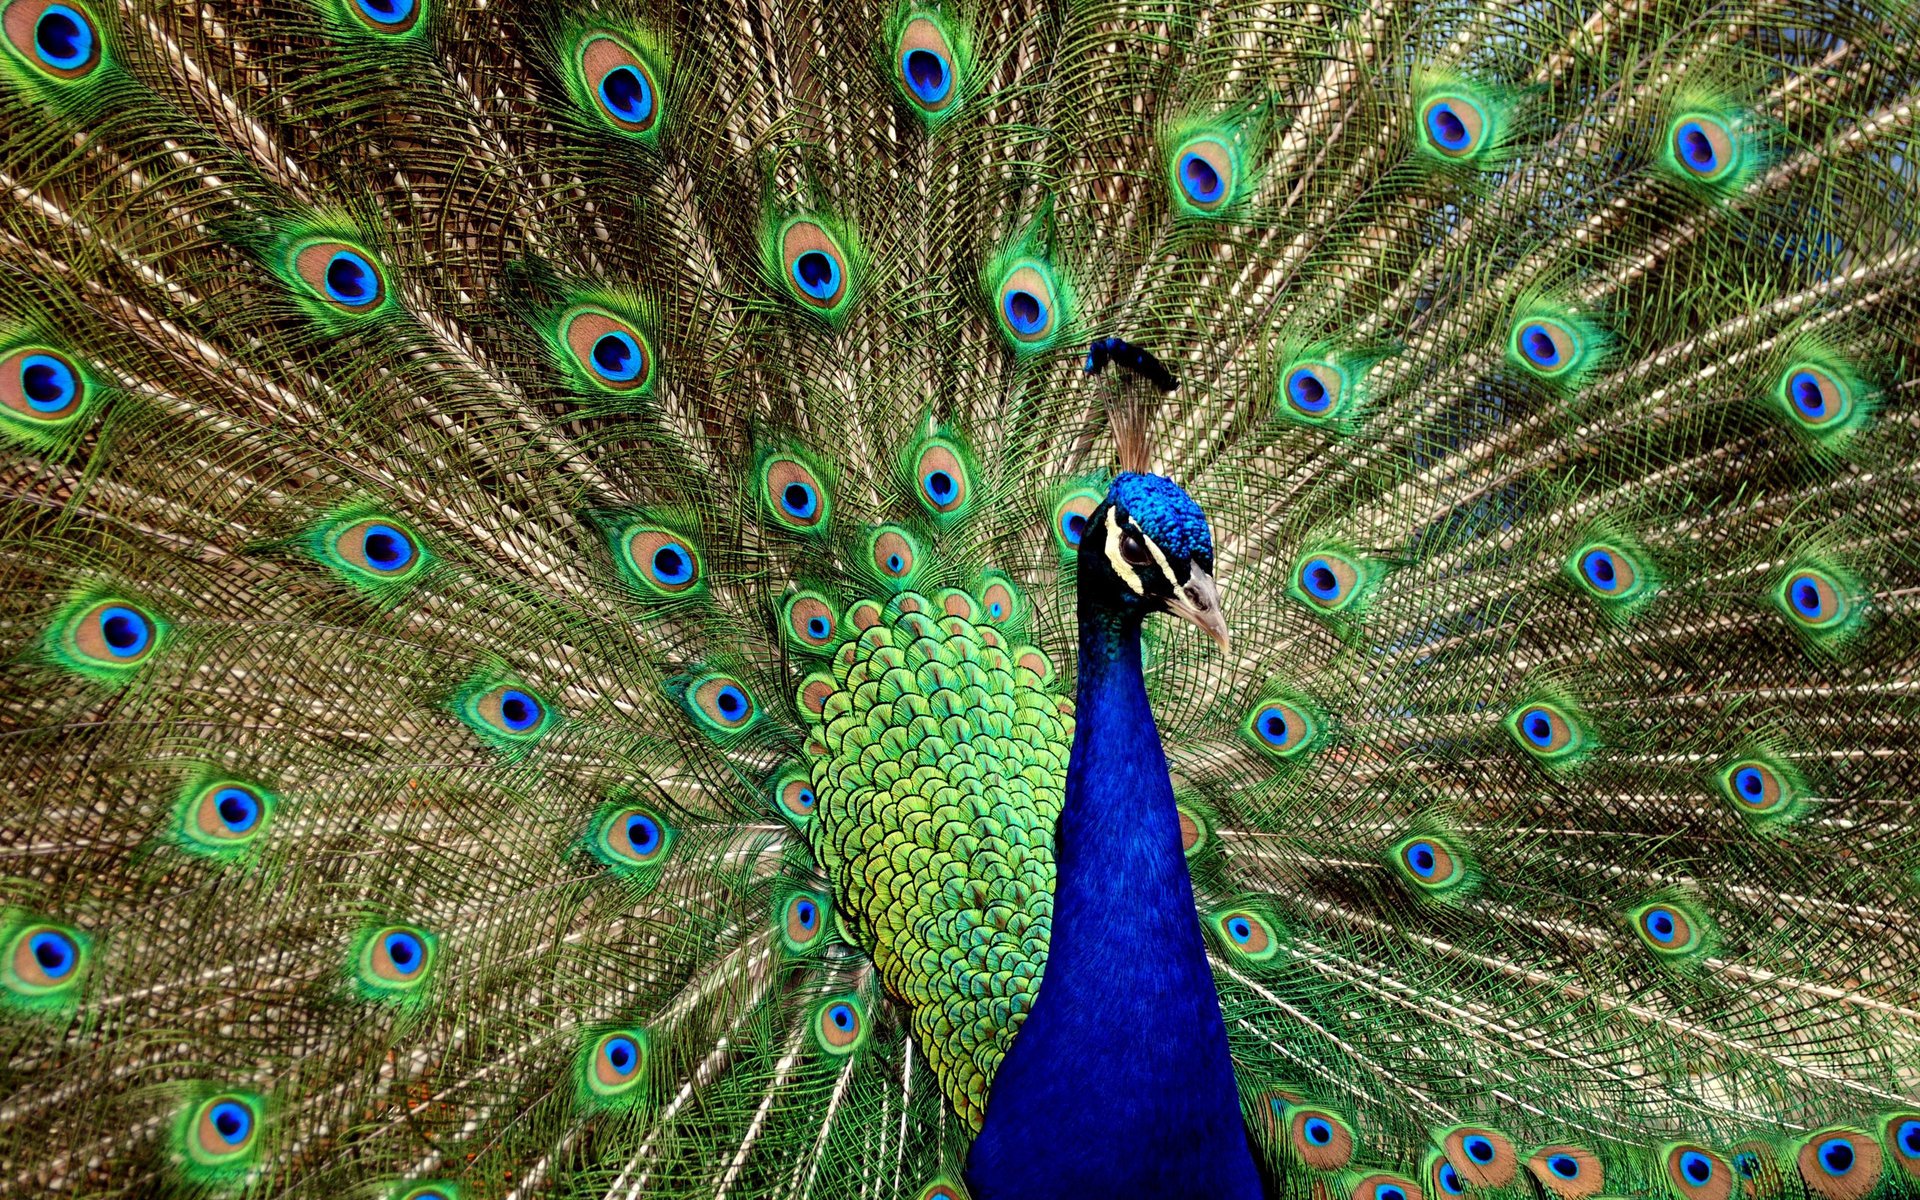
[1079,472,1228,650]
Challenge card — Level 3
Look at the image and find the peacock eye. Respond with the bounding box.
[1120,530,1152,566]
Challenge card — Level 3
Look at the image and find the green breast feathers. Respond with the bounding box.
[795,584,1072,1125]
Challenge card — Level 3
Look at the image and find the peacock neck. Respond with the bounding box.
[965,603,1263,1199]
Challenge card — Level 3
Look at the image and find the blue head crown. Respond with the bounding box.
[1108,473,1213,563]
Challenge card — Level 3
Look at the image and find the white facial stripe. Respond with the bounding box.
[1103,507,1145,595]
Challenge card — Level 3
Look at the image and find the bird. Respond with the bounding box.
[0,0,1917,1195]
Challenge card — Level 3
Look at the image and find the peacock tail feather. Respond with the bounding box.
[1,0,1917,1195]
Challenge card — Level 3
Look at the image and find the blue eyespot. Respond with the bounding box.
[1302,1117,1333,1146]
[1002,289,1048,336]
[1731,766,1767,806]
[1179,152,1224,204]
[498,689,542,733]
[324,250,379,307]
[1520,324,1560,368]
[598,65,653,125]
[922,470,956,505]
[1435,1163,1464,1194]
[603,1034,638,1074]
[1788,371,1827,419]
[1788,571,1839,624]
[1676,122,1717,173]
[625,814,661,856]
[1643,908,1678,943]
[1404,841,1439,878]
[791,251,841,302]
[795,899,817,929]
[1523,712,1551,746]
[1226,917,1253,943]
[1301,558,1342,602]
[359,523,414,572]
[901,48,950,104]
[988,602,1004,618]
[1680,1151,1713,1185]
[713,684,746,721]
[650,542,694,586]
[1816,1139,1854,1175]
[383,931,424,975]
[780,481,818,521]
[1463,1136,1495,1164]
[208,1100,252,1145]
[1378,1187,1407,1200]
[352,0,415,26]
[1896,1119,1919,1158]
[1581,549,1618,589]
[29,930,76,979]
[1287,368,1333,414]
[1548,1155,1580,1179]
[19,354,78,413]
[212,787,261,833]
[806,616,828,638]
[1733,1152,1760,1178]
[590,331,643,382]
[97,606,152,658]
[1426,102,1471,151]
[33,5,92,70]
[827,1002,854,1030]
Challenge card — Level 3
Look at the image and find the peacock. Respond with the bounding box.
[2,0,1918,1194]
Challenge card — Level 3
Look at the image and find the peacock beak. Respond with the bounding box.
[1166,564,1230,652]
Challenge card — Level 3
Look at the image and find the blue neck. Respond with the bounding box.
[966,607,1263,1200]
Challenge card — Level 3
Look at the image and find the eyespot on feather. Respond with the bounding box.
[621,527,701,595]
[915,1180,965,1200]
[355,925,435,993]
[563,307,654,393]
[62,598,160,669]
[578,1027,648,1105]
[594,805,672,869]
[1295,552,1361,612]
[977,577,1020,624]
[1778,363,1852,430]
[778,218,854,315]
[1664,1144,1734,1200]
[869,527,919,581]
[1527,1146,1604,1199]
[1717,758,1795,819]
[912,440,970,516]
[1883,1113,1920,1179]
[1213,909,1279,962]
[1392,835,1467,894]
[331,518,423,581]
[771,767,818,824]
[813,995,867,1055]
[1,346,86,424]
[1669,114,1738,183]
[1512,317,1581,377]
[687,673,756,732]
[1420,92,1490,159]
[3,0,102,81]
[1779,568,1846,629]
[1444,1127,1517,1189]
[5,920,87,1000]
[1176,805,1206,855]
[1244,699,1316,758]
[1053,489,1101,552]
[182,781,271,852]
[992,259,1064,349]
[1286,1107,1355,1170]
[1171,135,1236,214]
[291,240,387,314]
[895,17,959,115]
[763,457,829,532]
[343,0,421,34]
[467,683,551,741]
[396,1185,460,1200]
[780,889,830,953]
[186,1093,261,1167]
[1426,1152,1467,1197]
[1283,361,1346,420]
[1506,701,1583,762]
[783,592,837,649]
[1349,1171,1423,1200]
[1571,544,1641,602]
[1632,901,1706,957]
[1794,1131,1880,1200]
[578,33,661,136]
